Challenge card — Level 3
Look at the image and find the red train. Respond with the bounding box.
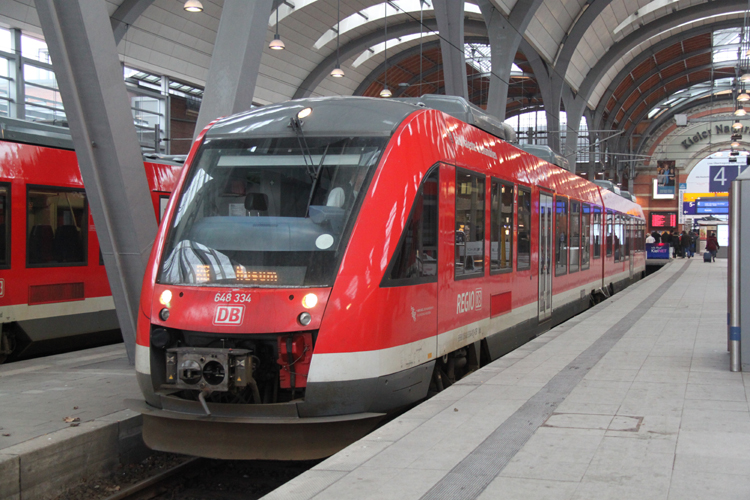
[0,117,182,362]
[132,96,645,460]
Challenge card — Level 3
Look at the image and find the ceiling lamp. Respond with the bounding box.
[739,91,750,102]
[732,140,741,148]
[736,106,747,117]
[330,0,344,78]
[183,0,203,12]
[741,73,750,83]
[733,120,743,130]
[380,2,390,97]
[269,7,285,50]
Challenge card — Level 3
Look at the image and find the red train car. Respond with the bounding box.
[0,117,182,362]
[132,96,645,460]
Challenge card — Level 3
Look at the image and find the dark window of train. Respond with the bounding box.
[593,206,601,259]
[614,213,622,262]
[606,210,613,258]
[455,169,485,279]
[490,179,513,273]
[570,201,580,273]
[0,184,10,268]
[27,187,88,267]
[555,196,568,276]
[385,168,439,284]
[516,187,531,271]
[581,203,590,270]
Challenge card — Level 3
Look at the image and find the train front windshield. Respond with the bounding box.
[159,136,386,287]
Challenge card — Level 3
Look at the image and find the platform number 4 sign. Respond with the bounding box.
[709,165,748,192]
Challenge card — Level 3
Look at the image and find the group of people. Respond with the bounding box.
[645,229,720,261]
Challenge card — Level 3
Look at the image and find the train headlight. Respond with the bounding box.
[298,312,312,326]
[297,107,312,120]
[159,308,170,321]
[159,290,172,307]
[302,293,318,309]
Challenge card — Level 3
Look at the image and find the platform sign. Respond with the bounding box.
[696,199,729,214]
[683,201,697,215]
[646,243,670,259]
[709,165,748,192]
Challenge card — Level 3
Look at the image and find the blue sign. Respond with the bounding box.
[679,183,687,190]
[647,243,670,260]
[697,199,729,214]
[683,201,696,215]
[709,165,749,192]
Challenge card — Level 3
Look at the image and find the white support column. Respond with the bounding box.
[34,0,159,364]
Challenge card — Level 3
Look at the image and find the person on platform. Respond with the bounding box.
[690,230,699,257]
[661,230,671,248]
[646,233,655,244]
[706,232,719,262]
[671,230,680,258]
[651,231,661,244]
[680,230,692,258]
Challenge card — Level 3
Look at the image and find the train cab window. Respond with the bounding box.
[581,203,590,270]
[570,201,580,273]
[384,168,438,284]
[455,169,485,279]
[606,210,613,258]
[0,184,9,268]
[555,196,568,276]
[490,179,513,273]
[592,206,601,259]
[517,187,531,271]
[27,187,87,267]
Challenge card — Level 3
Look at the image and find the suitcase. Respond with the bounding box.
[704,251,711,262]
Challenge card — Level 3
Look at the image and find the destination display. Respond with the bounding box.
[650,211,677,228]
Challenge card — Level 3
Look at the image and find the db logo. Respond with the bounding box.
[213,305,245,326]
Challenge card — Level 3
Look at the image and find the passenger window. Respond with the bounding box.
[570,201,580,273]
[593,206,601,259]
[582,203,590,270]
[455,169,485,279]
[27,187,87,267]
[385,168,438,284]
[517,188,531,271]
[606,210,613,258]
[614,214,622,262]
[555,196,568,276]
[0,184,10,268]
[490,179,513,273]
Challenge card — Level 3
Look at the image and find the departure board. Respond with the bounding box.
[650,212,677,228]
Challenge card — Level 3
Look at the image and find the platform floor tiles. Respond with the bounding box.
[266,259,748,500]
[0,344,139,451]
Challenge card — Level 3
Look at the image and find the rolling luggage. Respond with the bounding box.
[703,251,711,262]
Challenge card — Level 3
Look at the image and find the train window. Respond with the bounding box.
[624,217,630,259]
[606,210,613,258]
[384,167,439,285]
[555,196,568,276]
[569,201,580,273]
[516,188,531,271]
[27,187,87,267]
[581,203,590,270]
[0,184,9,268]
[614,214,622,262]
[455,169,485,279]
[490,179,513,273]
[592,206,601,259]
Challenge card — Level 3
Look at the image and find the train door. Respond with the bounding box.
[628,218,635,279]
[538,192,553,322]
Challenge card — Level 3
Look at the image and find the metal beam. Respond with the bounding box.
[519,39,558,152]
[320,19,488,99]
[592,19,745,131]
[34,0,159,364]
[578,1,746,109]
[110,0,155,45]
[433,0,467,99]
[194,0,274,136]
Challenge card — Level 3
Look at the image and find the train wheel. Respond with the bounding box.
[0,328,15,364]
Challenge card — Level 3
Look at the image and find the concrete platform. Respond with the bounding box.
[265,259,746,500]
[0,344,144,500]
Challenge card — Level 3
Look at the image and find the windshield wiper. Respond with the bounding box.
[290,114,317,181]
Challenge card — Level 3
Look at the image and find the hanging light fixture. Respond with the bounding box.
[330,0,345,77]
[740,91,750,102]
[183,0,203,12]
[269,7,285,50]
[379,2,391,98]
[734,120,743,130]
[742,73,750,83]
[736,105,747,116]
